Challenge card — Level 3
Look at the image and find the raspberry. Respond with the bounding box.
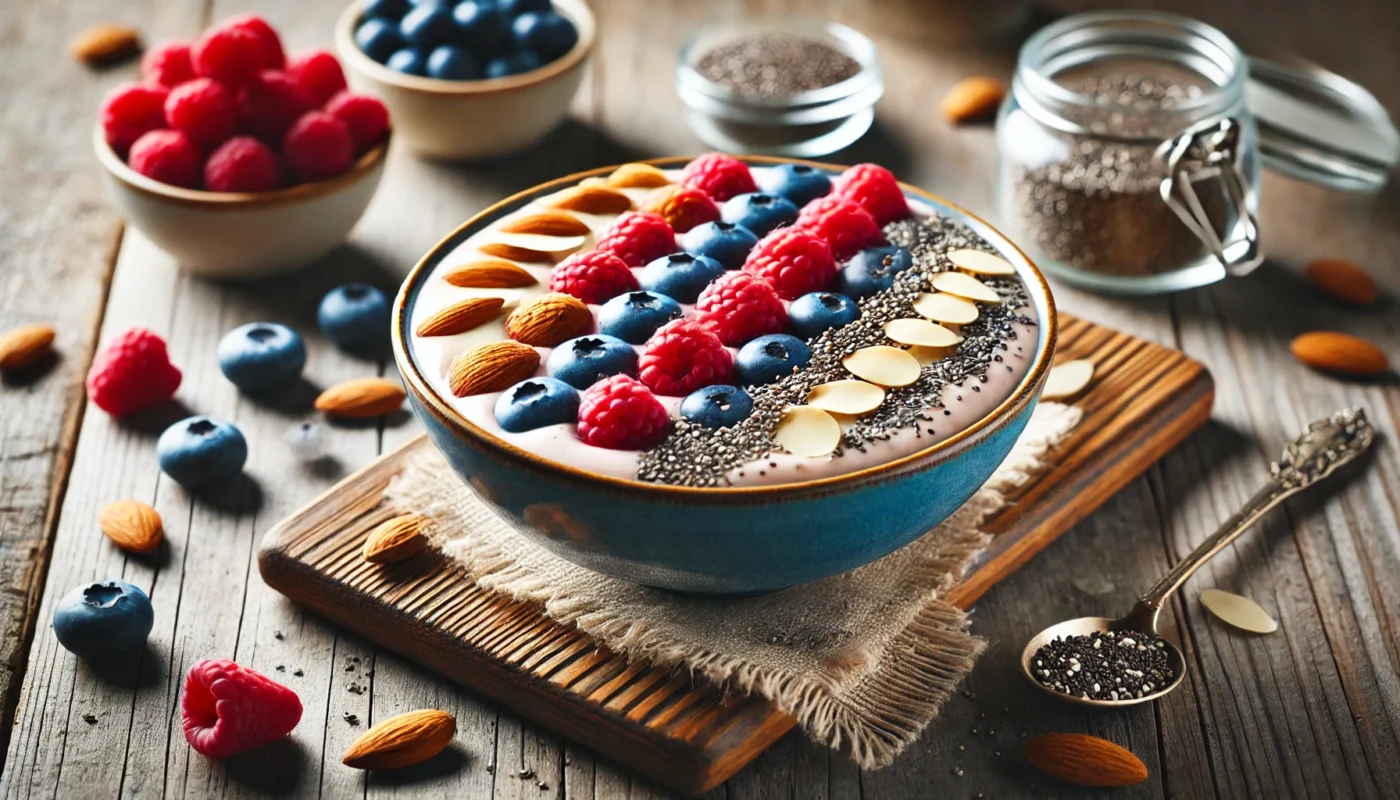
[85,328,183,416]
[324,92,390,153]
[742,227,837,300]
[128,130,204,189]
[549,250,639,304]
[165,78,238,146]
[638,319,734,397]
[204,136,283,193]
[640,185,720,234]
[834,163,909,225]
[286,49,347,108]
[576,374,670,450]
[680,153,757,202]
[237,71,313,143]
[180,659,302,759]
[695,271,787,346]
[281,111,353,182]
[191,25,268,87]
[141,41,195,88]
[795,195,885,261]
[101,83,169,156]
[220,13,285,70]
[594,212,677,267]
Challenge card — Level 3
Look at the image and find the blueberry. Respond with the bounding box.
[757,163,832,207]
[484,50,543,77]
[838,246,913,299]
[400,3,458,49]
[217,322,306,393]
[318,284,390,350]
[720,193,798,238]
[511,12,577,61]
[735,334,812,386]
[157,416,248,488]
[493,377,580,433]
[363,0,410,22]
[638,253,725,304]
[427,45,480,79]
[680,384,753,429]
[386,47,428,75]
[453,1,510,54]
[546,334,638,389]
[789,292,860,339]
[355,18,408,64]
[597,291,682,344]
[52,581,154,660]
[680,221,759,270]
[497,0,552,15]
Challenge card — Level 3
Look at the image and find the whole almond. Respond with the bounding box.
[1304,258,1377,305]
[1023,733,1148,787]
[414,297,505,337]
[98,499,163,554]
[315,378,407,418]
[942,76,1006,123]
[1290,331,1389,376]
[342,709,456,770]
[506,293,593,346]
[448,341,540,397]
[71,23,141,65]
[500,210,590,237]
[608,163,669,188]
[442,260,538,289]
[545,185,633,215]
[478,241,555,263]
[363,515,428,563]
[0,324,56,370]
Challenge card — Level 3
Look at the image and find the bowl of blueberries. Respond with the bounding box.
[336,0,592,160]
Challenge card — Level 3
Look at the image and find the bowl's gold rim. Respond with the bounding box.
[392,155,1058,499]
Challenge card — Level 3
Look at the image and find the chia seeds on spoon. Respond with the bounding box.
[695,34,860,98]
[1029,630,1175,701]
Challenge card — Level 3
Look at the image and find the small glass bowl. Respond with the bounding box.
[676,19,883,157]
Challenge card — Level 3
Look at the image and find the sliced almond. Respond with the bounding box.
[506,293,593,346]
[544,185,633,215]
[478,241,555,263]
[930,271,1001,304]
[941,76,1006,124]
[442,260,538,289]
[842,346,921,388]
[772,406,841,458]
[71,23,141,65]
[947,248,1016,276]
[448,341,540,397]
[884,318,963,348]
[1200,589,1278,634]
[315,378,406,418]
[489,232,587,254]
[806,380,885,416]
[363,515,428,563]
[343,709,456,770]
[414,297,505,337]
[98,499,163,554]
[912,292,979,325]
[908,345,954,366]
[608,163,670,188]
[1042,359,1094,400]
[0,324,56,370]
[579,176,608,188]
[499,210,590,237]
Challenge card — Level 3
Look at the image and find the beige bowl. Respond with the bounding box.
[95,128,388,280]
[334,0,594,160]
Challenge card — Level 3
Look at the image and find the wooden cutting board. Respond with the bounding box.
[258,314,1211,795]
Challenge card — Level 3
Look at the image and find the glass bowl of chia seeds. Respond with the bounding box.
[676,19,883,157]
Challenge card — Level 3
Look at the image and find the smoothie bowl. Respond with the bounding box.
[392,155,1056,594]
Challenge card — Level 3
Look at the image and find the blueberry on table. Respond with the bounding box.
[720,192,799,238]
[838,245,913,299]
[52,581,154,660]
[387,47,428,75]
[355,18,408,64]
[363,0,411,22]
[789,291,860,339]
[427,45,481,79]
[757,163,832,207]
[400,3,458,49]
[484,50,543,78]
[453,1,510,54]
[638,252,725,304]
[157,416,248,488]
[735,333,812,386]
[493,377,580,433]
[497,0,553,16]
[317,283,390,350]
[680,384,753,429]
[511,12,577,61]
[597,291,682,344]
[546,334,639,389]
[680,221,758,270]
[217,322,306,393]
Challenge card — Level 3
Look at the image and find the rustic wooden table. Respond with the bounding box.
[1,0,1397,797]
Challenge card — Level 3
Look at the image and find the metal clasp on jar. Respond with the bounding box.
[1156,118,1264,276]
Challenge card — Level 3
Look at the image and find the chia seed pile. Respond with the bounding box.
[694,35,860,97]
[636,214,1035,487]
[1029,630,1175,701]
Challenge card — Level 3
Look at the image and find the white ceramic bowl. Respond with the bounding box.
[95,128,388,280]
[334,0,594,161]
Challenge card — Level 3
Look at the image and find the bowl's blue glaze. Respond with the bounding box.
[393,157,1056,595]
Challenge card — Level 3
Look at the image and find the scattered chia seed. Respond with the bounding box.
[293,668,303,676]
[695,35,860,98]
[343,712,359,725]
[1030,629,1175,700]
[82,713,98,725]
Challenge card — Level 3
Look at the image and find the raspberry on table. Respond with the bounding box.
[281,111,354,182]
[680,153,757,202]
[742,227,837,300]
[795,194,885,261]
[576,374,671,450]
[287,49,348,108]
[638,318,734,397]
[694,271,788,347]
[128,130,204,189]
[85,327,182,416]
[204,136,283,193]
[165,77,239,146]
[834,163,910,226]
[101,83,170,155]
[324,93,390,154]
[191,25,269,87]
[181,659,302,759]
[594,211,677,267]
[237,71,313,143]
[640,184,720,234]
[221,13,286,70]
[141,41,195,87]
[549,250,639,304]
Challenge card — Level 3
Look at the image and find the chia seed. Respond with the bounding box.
[695,35,860,98]
[1030,630,1175,700]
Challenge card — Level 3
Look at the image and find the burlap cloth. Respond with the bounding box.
[385,402,1081,768]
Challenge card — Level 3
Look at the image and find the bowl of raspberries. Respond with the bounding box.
[95,13,392,280]
[335,0,593,160]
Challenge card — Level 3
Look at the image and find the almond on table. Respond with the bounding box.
[98,499,163,554]
[71,23,142,65]
[1304,257,1378,305]
[1290,331,1389,376]
[941,76,1006,123]
[0,324,56,370]
[342,709,456,770]
[315,378,406,419]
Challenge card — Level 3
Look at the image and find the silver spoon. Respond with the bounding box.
[1021,407,1376,708]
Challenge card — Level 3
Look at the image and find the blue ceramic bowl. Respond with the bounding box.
[392,157,1057,595]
